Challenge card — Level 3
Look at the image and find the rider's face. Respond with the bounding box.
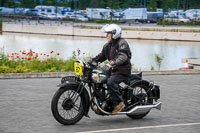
[106,33,112,42]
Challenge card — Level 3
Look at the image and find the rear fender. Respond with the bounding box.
[58,81,90,117]
[130,79,150,87]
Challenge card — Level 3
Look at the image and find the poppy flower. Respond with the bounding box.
[57,53,60,55]
[45,61,47,64]
[50,51,54,54]
[28,57,31,61]
[61,66,64,68]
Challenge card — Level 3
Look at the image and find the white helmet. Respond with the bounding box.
[101,24,122,39]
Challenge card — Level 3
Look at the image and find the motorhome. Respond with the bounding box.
[86,8,111,20]
[185,9,200,21]
[35,6,56,16]
[121,8,147,23]
[0,7,14,15]
[35,6,70,15]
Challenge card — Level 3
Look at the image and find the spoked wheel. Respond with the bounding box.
[51,87,85,125]
[126,83,153,119]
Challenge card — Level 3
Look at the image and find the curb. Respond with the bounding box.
[0,70,200,79]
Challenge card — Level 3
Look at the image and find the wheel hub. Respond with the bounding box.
[62,98,74,110]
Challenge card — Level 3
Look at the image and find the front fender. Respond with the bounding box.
[58,81,90,117]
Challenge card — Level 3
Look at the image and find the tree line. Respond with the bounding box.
[0,0,200,12]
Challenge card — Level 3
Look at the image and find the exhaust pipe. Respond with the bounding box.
[94,98,162,115]
[119,102,162,115]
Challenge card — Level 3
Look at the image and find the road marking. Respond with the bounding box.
[75,122,200,133]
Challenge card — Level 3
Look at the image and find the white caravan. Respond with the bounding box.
[185,9,200,20]
[0,7,14,15]
[86,8,111,20]
[121,8,147,22]
[35,5,70,15]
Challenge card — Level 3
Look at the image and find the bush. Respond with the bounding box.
[0,65,14,73]
[0,49,79,73]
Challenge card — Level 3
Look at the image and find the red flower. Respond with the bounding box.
[61,66,64,68]
[47,55,49,57]
[21,57,24,60]
[22,52,26,55]
[27,57,31,61]
[48,59,51,61]
[38,60,41,63]
[57,53,60,55]
[50,51,54,54]
[11,53,14,55]
[44,54,46,56]
[45,61,47,64]
[83,53,85,55]
[16,56,19,58]
[40,53,43,55]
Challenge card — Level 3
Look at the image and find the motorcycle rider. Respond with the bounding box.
[90,24,132,114]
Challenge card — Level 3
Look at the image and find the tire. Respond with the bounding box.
[126,82,153,119]
[51,86,86,125]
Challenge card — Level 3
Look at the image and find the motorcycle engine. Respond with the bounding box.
[101,99,114,112]
[92,85,114,114]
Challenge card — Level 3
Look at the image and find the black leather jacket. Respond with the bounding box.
[92,38,132,76]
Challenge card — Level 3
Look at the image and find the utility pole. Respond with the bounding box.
[144,0,146,8]
[177,0,180,20]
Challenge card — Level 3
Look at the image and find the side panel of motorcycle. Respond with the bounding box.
[58,82,90,117]
[151,85,160,100]
[130,80,160,101]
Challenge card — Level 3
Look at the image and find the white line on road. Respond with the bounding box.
[75,122,200,133]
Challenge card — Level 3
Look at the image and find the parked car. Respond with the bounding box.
[38,13,48,19]
[75,15,89,21]
[164,16,191,23]
[64,12,74,18]
[26,9,38,16]
[69,14,88,21]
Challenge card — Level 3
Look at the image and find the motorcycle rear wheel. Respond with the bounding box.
[51,86,85,125]
[126,83,153,119]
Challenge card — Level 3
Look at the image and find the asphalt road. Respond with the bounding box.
[0,74,200,133]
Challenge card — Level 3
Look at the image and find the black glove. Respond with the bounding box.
[102,64,112,74]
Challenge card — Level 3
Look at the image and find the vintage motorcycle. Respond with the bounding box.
[51,60,161,125]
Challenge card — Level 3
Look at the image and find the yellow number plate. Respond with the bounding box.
[74,62,83,76]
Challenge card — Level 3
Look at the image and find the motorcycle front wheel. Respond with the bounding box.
[51,86,85,125]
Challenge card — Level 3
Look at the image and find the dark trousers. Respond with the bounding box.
[107,75,128,106]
